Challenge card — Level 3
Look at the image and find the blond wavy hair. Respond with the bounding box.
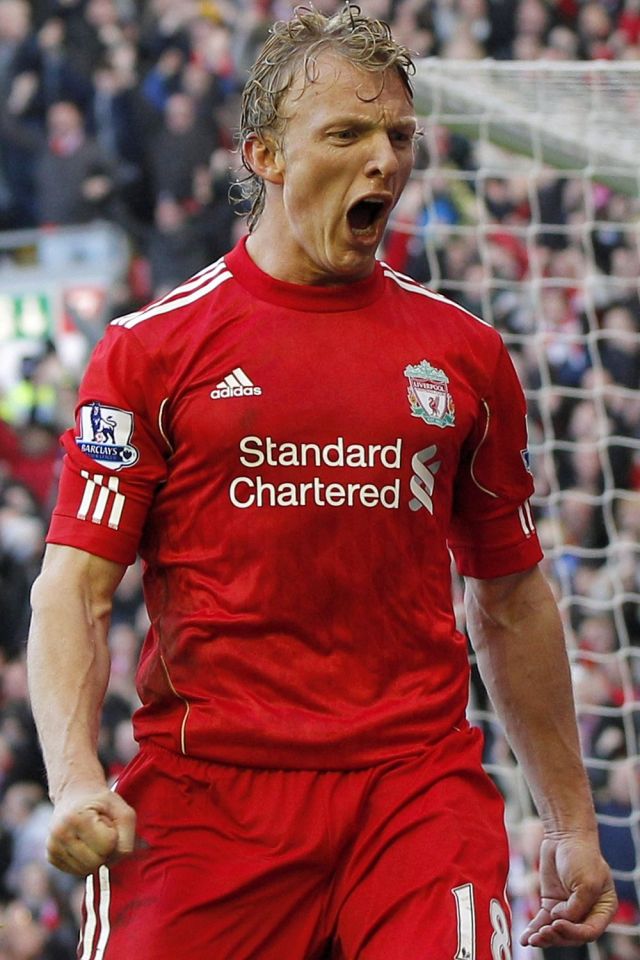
[236,3,415,231]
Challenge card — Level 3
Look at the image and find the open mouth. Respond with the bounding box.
[347,198,387,234]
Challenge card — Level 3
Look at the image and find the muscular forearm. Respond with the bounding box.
[27,545,123,801]
[465,567,596,835]
[28,546,136,876]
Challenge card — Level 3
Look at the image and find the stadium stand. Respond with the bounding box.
[0,1,638,957]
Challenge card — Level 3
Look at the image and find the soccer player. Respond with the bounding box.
[28,5,616,958]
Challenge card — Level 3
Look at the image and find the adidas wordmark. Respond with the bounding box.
[211,367,262,399]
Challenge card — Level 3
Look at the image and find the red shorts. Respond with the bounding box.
[78,727,512,960]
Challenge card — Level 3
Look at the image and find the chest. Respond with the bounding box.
[169,304,483,467]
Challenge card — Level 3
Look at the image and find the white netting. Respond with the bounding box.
[414,60,640,193]
[387,59,640,956]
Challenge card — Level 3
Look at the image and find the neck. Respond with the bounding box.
[245,219,376,288]
[244,211,323,286]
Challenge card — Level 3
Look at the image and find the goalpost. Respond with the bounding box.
[397,59,640,954]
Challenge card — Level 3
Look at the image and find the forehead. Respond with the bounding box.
[283,51,414,125]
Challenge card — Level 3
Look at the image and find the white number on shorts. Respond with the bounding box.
[489,899,511,960]
[452,884,476,960]
[451,886,511,960]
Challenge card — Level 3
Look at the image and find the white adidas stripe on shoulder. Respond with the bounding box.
[111,257,232,330]
[111,257,226,327]
[381,262,492,328]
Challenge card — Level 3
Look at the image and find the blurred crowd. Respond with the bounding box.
[0,0,639,957]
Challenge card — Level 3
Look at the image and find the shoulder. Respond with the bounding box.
[379,261,502,348]
[108,256,235,347]
[84,256,238,395]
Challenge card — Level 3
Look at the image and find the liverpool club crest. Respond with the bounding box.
[404,360,455,428]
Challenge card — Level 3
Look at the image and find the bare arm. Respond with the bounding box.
[465,564,617,947]
[27,543,136,876]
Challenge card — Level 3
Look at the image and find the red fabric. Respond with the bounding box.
[0,420,58,506]
[619,12,640,44]
[0,420,20,465]
[47,239,541,769]
[80,728,510,960]
[488,229,530,280]
[10,449,58,506]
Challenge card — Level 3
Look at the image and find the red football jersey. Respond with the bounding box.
[47,238,542,768]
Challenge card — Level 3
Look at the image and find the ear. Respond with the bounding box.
[243,135,285,185]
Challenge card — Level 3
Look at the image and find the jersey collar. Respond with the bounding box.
[225,237,386,313]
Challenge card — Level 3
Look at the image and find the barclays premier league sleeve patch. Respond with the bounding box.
[76,402,140,470]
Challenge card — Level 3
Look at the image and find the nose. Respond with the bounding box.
[364,132,400,180]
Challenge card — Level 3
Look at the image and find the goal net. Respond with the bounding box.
[388,59,640,955]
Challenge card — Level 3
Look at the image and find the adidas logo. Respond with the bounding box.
[210,367,262,399]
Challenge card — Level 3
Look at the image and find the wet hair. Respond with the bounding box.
[236,2,415,230]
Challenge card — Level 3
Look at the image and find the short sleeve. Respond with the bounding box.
[46,326,170,565]
[448,342,543,579]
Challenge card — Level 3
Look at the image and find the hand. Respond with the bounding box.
[520,832,618,948]
[47,782,136,877]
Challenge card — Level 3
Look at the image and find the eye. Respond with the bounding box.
[330,129,358,143]
[390,129,416,146]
